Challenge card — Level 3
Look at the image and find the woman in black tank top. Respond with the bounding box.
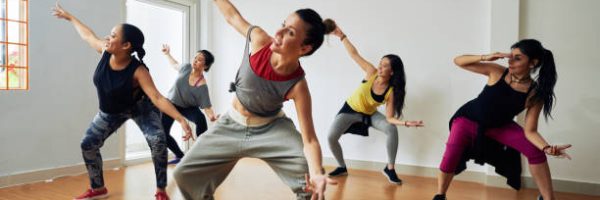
[433,39,572,200]
[53,3,191,200]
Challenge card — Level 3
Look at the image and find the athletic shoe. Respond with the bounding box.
[73,188,108,200]
[432,194,447,200]
[328,167,348,177]
[167,157,182,165]
[382,166,402,184]
[155,191,170,200]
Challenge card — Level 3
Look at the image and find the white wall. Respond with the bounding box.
[519,0,600,184]
[0,0,123,177]
[203,0,600,185]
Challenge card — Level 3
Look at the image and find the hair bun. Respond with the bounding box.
[323,18,337,35]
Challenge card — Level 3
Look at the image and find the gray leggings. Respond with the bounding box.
[327,111,399,167]
[173,111,311,200]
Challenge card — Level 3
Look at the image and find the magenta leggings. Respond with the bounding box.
[439,117,546,173]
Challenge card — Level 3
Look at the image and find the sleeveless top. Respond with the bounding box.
[346,75,393,115]
[93,51,145,114]
[229,26,305,117]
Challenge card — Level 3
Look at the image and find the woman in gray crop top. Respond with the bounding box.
[160,44,219,165]
[173,1,337,199]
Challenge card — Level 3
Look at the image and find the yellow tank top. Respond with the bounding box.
[346,75,393,115]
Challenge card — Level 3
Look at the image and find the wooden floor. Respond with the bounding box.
[0,158,597,200]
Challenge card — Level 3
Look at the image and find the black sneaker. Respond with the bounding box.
[382,166,402,184]
[433,194,446,200]
[328,167,348,177]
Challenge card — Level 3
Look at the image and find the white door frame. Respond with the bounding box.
[119,0,198,165]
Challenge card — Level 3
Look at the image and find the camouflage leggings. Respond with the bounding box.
[81,97,167,188]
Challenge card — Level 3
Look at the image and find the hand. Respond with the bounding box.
[52,2,72,21]
[304,173,337,200]
[179,120,193,141]
[544,144,572,160]
[161,44,170,55]
[209,114,220,122]
[482,52,511,62]
[405,120,424,128]
[332,26,344,38]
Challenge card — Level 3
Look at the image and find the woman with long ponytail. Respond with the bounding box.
[433,39,571,200]
[325,20,423,184]
[53,3,191,200]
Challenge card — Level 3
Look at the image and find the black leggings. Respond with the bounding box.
[161,105,207,158]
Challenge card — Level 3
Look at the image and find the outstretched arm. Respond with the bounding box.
[134,66,193,140]
[384,94,424,127]
[524,100,572,159]
[52,2,104,54]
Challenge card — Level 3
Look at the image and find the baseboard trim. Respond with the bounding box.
[323,158,600,196]
[2,157,597,196]
[0,159,122,188]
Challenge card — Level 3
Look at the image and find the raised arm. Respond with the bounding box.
[212,0,271,51]
[161,44,181,71]
[52,2,104,54]
[453,52,510,77]
[134,66,193,140]
[331,25,376,79]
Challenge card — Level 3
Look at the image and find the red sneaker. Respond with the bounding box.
[74,188,108,200]
[155,191,170,200]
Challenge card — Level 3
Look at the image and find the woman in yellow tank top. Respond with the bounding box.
[325,20,424,184]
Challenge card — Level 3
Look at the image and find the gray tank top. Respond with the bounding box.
[167,64,212,108]
[229,26,305,117]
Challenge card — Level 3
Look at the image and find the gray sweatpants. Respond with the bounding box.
[327,111,399,167]
[173,111,311,200]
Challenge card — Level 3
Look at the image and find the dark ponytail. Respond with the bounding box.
[383,54,406,118]
[120,23,146,64]
[511,39,557,120]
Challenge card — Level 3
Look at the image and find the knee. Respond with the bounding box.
[525,149,547,164]
[80,133,100,152]
[327,132,341,144]
[148,135,167,153]
[385,125,398,137]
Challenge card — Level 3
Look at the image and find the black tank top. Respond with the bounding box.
[93,51,145,114]
[452,69,533,127]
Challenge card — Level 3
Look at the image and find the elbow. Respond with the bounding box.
[524,130,538,137]
[386,117,395,124]
[453,57,464,67]
[149,93,164,104]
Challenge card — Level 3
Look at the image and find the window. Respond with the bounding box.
[0,0,28,90]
